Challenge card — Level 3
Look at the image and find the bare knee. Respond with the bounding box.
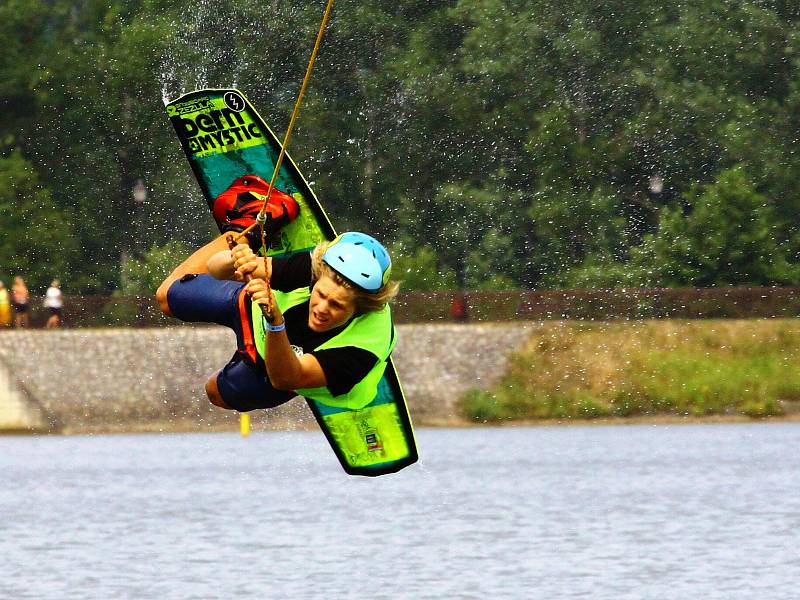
[205,372,233,410]
[155,279,174,317]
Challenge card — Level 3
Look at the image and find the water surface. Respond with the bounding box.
[1,424,798,599]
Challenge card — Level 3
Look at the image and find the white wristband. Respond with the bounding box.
[265,318,286,332]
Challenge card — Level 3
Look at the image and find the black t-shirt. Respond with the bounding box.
[268,252,379,397]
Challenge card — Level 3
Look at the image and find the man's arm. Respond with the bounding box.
[245,277,327,390]
[207,243,271,281]
[262,326,328,390]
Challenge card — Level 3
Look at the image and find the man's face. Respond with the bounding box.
[308,275,356,332]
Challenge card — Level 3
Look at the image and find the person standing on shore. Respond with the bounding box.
[11,276,30,328]
[0,281,11,327]
[44,279,63,328]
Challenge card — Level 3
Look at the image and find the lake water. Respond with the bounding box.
[1,423,798,599]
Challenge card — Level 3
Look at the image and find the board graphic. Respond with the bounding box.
[166,89,418,476]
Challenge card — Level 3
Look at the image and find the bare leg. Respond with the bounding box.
[156,234,230,316]
[205,370,233,410]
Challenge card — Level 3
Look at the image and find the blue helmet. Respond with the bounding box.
[323,232,392,293]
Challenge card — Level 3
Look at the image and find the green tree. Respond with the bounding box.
[118,240,189,296]
[3,0,800,294]
[396,183,520,289]
[389,243,457,291]
[0,151,79,291]
[633,166,796,286]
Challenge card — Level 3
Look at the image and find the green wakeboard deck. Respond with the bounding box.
[166,88,417,476]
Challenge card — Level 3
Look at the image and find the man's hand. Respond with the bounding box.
[231,243,270,281]
[245,278,283,325]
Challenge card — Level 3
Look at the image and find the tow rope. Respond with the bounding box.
[229,0,335,323]
[234,0,335,253]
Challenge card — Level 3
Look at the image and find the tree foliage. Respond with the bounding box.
[633,166,798,286]
[2,0,799,293]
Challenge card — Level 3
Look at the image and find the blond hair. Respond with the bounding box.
[310,243,400,313]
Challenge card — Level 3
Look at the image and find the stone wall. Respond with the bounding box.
[0,323,532,433]
[0,357,48,432]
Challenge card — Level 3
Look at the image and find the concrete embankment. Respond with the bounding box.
[0,324,532,433]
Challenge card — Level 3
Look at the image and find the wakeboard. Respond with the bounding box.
[166,88,418,476]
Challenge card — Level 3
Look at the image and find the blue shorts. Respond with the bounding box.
[167,274,294,412]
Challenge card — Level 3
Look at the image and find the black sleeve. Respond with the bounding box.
[270,252,312,291]
[311,346,380,397]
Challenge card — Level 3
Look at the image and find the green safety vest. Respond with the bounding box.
[251,287,396,409]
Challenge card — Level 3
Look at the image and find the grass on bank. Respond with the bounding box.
[459,319,800,422]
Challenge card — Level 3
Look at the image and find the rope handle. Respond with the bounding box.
[226,234,275,323]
